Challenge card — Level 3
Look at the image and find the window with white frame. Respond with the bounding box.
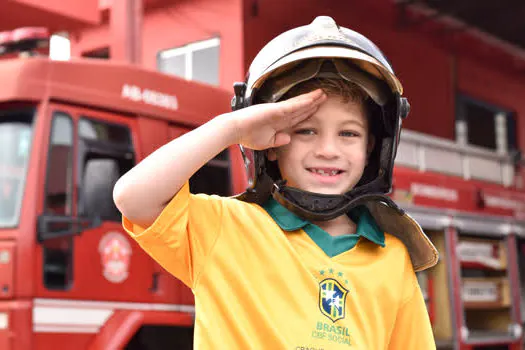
[456,95,517,155]
[157,38,220,86]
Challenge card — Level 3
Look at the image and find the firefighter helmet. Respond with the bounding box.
[232,16,410,221]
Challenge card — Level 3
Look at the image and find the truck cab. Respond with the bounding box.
[0,28,239,350]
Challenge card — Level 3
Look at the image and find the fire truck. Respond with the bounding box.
[1,24,525,350]
[392,152,525,350]
[0,27,241,349]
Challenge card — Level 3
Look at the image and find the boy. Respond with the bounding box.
[114,16,439,349]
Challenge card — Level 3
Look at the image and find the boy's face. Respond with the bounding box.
[268,95,374,195]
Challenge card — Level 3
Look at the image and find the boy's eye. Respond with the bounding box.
[295,129,315,135]
[340,130,360,137]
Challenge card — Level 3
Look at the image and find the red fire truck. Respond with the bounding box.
[0,28,243,349]
[2,25,525,350]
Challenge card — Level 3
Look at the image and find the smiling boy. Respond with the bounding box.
[113,16,439,349]
[266,78,376,237]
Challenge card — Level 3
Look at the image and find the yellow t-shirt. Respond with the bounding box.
[122,182,436,349]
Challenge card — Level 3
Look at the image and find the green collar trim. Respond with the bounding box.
[262,197,385,257]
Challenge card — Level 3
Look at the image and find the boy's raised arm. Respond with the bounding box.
[113,113,237,228]
[112,89,326,228]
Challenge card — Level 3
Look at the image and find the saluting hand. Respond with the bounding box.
[231,89,327,150]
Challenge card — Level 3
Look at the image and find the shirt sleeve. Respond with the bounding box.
[121,182,224,289]
[387,281,436,350]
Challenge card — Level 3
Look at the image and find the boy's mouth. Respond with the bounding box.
[306,168,344,177]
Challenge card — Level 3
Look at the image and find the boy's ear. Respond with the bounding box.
[267,148,278,161]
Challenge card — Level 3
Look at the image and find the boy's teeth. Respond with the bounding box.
[312,169,339,176]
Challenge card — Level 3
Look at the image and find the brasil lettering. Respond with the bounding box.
[312,322,351,346]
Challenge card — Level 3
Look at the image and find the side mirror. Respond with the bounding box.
[80,158,121,222]
[37,214,101,242]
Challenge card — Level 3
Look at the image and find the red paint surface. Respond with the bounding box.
[34,334,92,350]
[393,166,525,218]
[0,0,98,32]
[0,301,33,349]
[0,242,15,299]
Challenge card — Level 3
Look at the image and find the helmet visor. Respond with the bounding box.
[256,57,391,106]
[252,46,403,105]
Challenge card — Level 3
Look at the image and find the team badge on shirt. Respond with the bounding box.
[319,278,348,322]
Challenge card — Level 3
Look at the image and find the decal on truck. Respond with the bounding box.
[121,84,179,111]
[410,183,459,202]
[98,232,132,284]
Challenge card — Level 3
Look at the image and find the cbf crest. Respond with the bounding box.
[319,278,348,322]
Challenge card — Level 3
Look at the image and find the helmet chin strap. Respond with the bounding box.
[270,179,405,222]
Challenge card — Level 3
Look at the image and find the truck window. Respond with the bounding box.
[43,112,74,290]
[81,159,122,221]
[189,149,232,196]
[44,113,74,215]
[78,117,135,222]
[0,107,34,228]
[169,125,232,196]
[158,37,220,86]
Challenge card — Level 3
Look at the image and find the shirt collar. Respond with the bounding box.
[262,197,385,247]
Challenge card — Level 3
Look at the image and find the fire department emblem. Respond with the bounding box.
[98,232,132,283]
[319,278,348,322]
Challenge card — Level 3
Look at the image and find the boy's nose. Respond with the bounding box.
[314,136,339,159]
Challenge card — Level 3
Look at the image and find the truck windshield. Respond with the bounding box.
[0,107,34,228]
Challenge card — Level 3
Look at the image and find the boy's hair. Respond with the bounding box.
[281,77,368,105]
[280,77,376,135]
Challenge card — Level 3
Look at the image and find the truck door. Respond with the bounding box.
[35,104,176,337]
[73,110,147,301]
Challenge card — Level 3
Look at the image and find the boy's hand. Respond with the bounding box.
[232,89,327,150]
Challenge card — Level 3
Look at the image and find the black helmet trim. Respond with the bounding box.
[270,178,405,222]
